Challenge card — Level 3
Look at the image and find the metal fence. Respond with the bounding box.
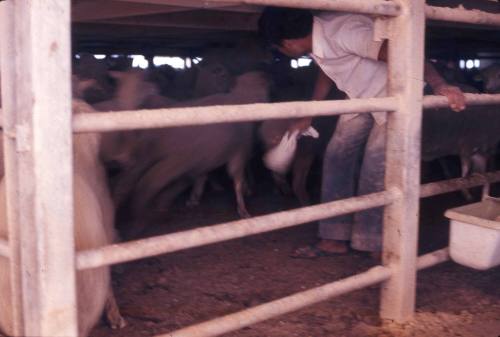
[0,0,499,336]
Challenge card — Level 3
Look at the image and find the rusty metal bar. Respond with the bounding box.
[72,97,398,133]
[155,248,449,337]
[0,239,8,258]
[77,189,397,270]
[204,0,402,16]
[420,170,500,198]
[426,5,500,26]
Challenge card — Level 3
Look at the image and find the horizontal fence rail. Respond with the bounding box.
[421,170,500,198]
[423,93,500,109]
[0,239,9,258]
[204,0,401,16]
[425,5,500,26]
[77,170,500,271]
[72,96,398,133]
[160,266,393,337]
[204,0,499,27]
[77,190,397,270]
[71,93,500,134]
[416,248,449,270]
[156,248,449,337]
[2,94,499,133]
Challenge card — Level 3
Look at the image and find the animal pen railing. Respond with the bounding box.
[0,0,499,336]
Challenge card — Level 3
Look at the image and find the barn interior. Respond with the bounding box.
[73,0,500,56]
[75,1,499,337]
[2,1,500,336]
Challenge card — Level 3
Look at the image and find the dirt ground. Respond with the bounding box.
[89,165,500,337]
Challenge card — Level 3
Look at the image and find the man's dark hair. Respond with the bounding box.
[258,7,313,46]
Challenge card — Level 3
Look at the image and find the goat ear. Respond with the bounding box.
[109,70,125,80]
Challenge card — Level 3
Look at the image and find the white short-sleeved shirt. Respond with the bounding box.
[310,12,387,124]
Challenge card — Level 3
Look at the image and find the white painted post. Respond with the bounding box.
[0,2,24,334]
[0,1,77,336]
[381,0,426,322]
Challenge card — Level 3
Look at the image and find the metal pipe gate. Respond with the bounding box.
[0,0,499,336]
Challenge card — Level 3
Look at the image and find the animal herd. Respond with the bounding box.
[0,50,499,336]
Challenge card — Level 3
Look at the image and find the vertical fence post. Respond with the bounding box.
[0,1,77,336]
[380,0,425,322]
[0,1,24,335]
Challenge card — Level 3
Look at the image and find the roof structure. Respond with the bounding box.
[72,0,500,58]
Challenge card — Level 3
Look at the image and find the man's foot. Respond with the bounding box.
[317,239,349,253]
[290,239,349,259]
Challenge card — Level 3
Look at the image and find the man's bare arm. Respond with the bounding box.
[378,40,465,111]
[289,68,334,132]
[312,67,334,100]
[423,62,466,111]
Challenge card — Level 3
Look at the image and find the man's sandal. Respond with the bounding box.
[290,245,344,259]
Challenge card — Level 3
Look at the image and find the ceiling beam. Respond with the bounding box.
[72,0,194,22]
[72,23,255,54]
[94,10,259,31]
[73,23,254,41]
[112,0,260,13]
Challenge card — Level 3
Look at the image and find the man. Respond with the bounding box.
[258,7,466,258]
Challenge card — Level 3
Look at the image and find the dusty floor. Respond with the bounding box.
[90,168,500,337]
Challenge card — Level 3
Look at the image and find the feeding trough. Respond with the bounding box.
[445,196,500,270]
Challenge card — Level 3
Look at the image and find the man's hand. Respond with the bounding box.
[433,84,466,112]
[424,61,466,112]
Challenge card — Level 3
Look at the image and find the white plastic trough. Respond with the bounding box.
[445,197,500,270]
